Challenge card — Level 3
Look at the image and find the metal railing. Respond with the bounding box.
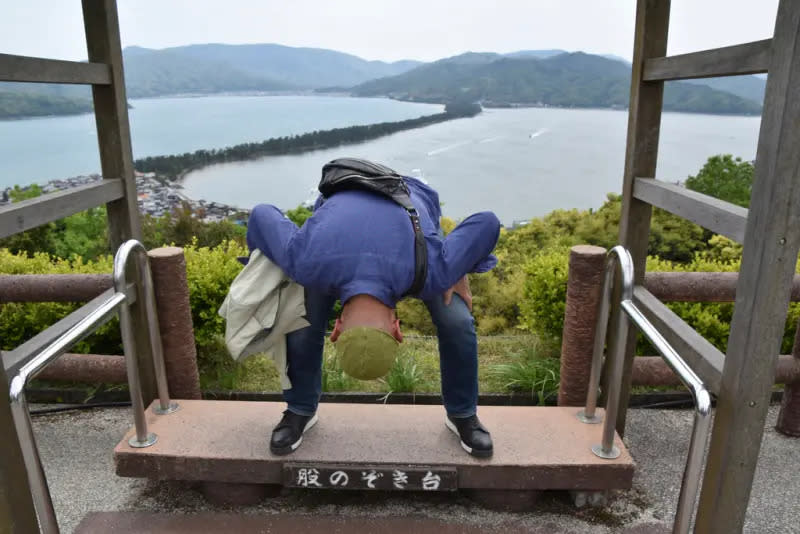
[577,246,713,534]
[6,240,178,534]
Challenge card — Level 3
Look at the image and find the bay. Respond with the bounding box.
[183,106,761,225]
[0,95,761,226]
[0,95,442,188]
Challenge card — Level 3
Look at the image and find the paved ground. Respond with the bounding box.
[30,404,800,533]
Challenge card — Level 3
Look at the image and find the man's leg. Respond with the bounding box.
[425,294,492,457]
[425,293,478,416]
[271,289,335,455]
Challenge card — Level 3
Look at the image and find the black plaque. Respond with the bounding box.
[283,464,457,491]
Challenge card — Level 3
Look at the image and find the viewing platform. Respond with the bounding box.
[114,401,634,497]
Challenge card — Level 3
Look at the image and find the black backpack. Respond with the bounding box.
[318,158,428,297]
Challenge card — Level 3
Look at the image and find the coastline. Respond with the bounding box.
[134,106,474,181]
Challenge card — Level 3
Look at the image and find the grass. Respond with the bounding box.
[198,334,561,398]
[487,339,561,403]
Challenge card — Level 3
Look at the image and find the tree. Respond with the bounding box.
[685,155,753,208]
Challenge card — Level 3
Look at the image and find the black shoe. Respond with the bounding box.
[446,414,493,458]
[270,410,318,456]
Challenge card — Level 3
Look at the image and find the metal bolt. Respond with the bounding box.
[749,401,756,407]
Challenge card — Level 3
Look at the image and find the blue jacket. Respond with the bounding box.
[246,177,500,307]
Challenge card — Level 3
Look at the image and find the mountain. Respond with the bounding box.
[149,43,423,89]
[682,76,766,104]
[593,53,766,104]
[506,49,567,59]
[1,43,424,117]
[351,52,763,115]
[121,47,293,97]
[1,44,764,118]
[0,91,93,119]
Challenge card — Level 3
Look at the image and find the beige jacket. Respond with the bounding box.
[218,250,308,389]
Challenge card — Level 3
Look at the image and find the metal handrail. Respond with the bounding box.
[6,239,178,533]
[578,246,712,534]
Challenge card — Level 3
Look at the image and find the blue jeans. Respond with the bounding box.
[284,289,479,418]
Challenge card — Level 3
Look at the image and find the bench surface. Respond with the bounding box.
[114,400,634,490]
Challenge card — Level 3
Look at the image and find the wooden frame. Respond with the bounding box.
[0,53,111,84]
[611,0,670,437]
[643,39,771,81]
[632,178,748,243]
[695,1,800,530]
[82,0,157,404]
[632,287,724,394]
[0,179,124,239]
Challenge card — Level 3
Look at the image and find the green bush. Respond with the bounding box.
[519,247,571,341]
[0,241,248,369]
[519,245,800,355]
[0,250,120,354]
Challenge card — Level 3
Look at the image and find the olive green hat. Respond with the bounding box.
[334,326,400,380]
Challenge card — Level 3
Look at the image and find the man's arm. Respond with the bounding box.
[440,211,501,290]
[246,204,299,274]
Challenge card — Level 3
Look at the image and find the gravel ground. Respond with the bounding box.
[29,404,799,533]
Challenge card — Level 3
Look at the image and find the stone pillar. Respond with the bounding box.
[776,317,800,437]
[148,247,201,400]
[558,245,607,406]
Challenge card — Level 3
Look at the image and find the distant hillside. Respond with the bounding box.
[351,52,763,115]
[2,44,765,118]
[164,43,423,88]
[121,47,293,97]
[683,76,766,104]
[0,91,92,119]
[1,44,424,118]
[595,53,766,104]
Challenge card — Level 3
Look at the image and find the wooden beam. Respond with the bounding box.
[0,53,111,85]
[633,178,748,243]
[611,0,671,438]
[643,39,771,81]
[632,286,724,394]
[82,0,156,405]
[0,179,124,239]
[644,271,800,303]
[2,287,133,377]
[696,1,800,531]
[82,0,141,248]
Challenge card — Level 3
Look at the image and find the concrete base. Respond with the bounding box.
[115,401,634,492]
[464,489,542,512]
[75,512,671,534]
[200,481,281,506]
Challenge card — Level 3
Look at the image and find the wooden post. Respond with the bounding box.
[610,0,670,436]
[148,247,201,400]
[695,1,800,531]
[82,0,157,404]
[558,245,607,406]
[776,318,800,436]
[0,360,40,533]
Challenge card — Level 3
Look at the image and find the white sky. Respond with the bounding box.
[0,1,780,63]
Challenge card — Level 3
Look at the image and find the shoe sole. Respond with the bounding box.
[445,418,493,458]
[270,414,319,456]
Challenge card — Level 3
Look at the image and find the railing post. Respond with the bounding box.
[776,316,800,436]
[147,247,201,400]
[558,245,607,406]
[0,360,40,533]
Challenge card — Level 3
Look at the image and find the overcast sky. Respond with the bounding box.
[0,1,780,63]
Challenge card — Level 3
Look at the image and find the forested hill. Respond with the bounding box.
[0,91,93,120]
[351,52,763,115]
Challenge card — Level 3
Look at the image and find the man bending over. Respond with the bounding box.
[246,159,501,458]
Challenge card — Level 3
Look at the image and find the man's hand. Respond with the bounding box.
[443,275,472,311]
